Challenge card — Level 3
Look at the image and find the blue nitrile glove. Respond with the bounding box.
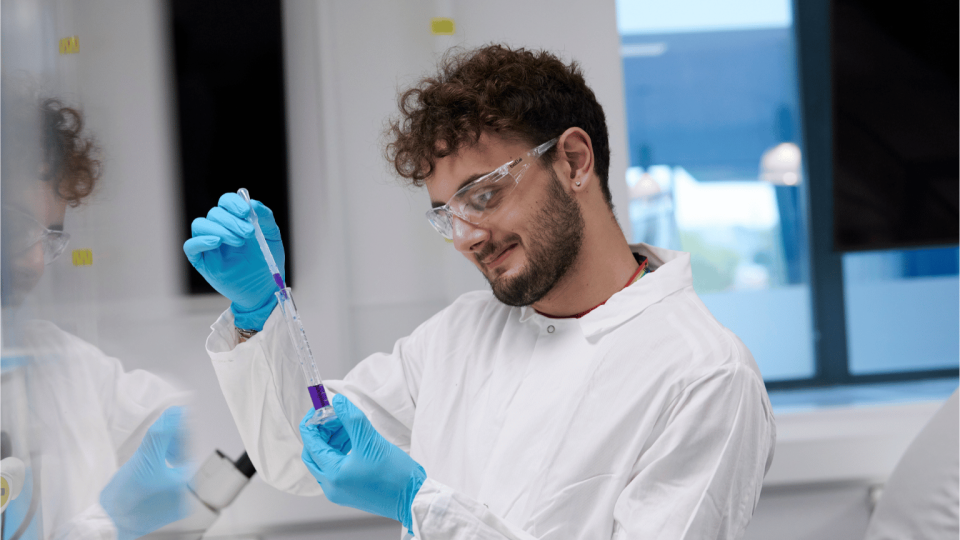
[183,193,285,331]
[300,395,426,532]
[311,414,353,455]
[100,407,191,540]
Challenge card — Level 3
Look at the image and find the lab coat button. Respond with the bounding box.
[547,325,555,333]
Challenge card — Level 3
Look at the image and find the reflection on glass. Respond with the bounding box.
[2,3,196,537]
[618,0,813,381]
[843,248,960,375]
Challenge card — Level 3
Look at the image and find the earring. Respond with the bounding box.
[575,181,582,187]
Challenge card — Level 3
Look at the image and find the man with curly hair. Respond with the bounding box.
[2,97,191,540]
[188,44,775,539]
[1,99,100,308]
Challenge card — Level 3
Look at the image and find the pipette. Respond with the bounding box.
[237,188,336,426]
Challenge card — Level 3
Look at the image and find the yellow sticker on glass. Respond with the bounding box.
[1,476,9,509]
[431,18,455,35]
[72,249,93,266]
[59,36,79,55]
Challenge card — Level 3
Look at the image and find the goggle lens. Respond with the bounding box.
[43,231,71,265]
[424,137,558,241]
[427,169,519,240]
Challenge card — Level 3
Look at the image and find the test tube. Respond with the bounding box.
[237,188,336,426]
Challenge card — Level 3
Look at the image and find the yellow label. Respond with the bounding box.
[431,18,455,35]
[1,476,9,509]
[59,36,79,55]
[72,249,93,266]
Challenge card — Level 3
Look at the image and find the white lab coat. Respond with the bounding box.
[9,320,189,540]
[206,244,776,539]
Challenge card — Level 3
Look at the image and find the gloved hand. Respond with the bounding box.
[183,193,285,331]
[100,407,191,540]
[300,395,426,533]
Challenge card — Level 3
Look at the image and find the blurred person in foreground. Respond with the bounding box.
[186,45,776,539]
[1,96,191,540]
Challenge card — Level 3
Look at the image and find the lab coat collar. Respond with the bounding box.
[519,243,692,338]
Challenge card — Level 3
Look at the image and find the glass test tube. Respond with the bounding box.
[275,287,337,425]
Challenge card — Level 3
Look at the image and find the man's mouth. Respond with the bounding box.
[482,243,518,269]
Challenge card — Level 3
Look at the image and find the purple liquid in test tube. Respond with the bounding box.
[309,384,331,409]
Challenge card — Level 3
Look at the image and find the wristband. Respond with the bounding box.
[236,326,259,340]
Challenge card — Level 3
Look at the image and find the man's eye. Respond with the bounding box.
[476,189,495,205]
[468,185,505,211]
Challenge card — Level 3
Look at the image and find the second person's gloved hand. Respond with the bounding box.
[183,193,285,331]
[99,407,191,540]
[300,395,426,533]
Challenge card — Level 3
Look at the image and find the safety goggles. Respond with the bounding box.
[2,207,71,265]
[425,138,558,240]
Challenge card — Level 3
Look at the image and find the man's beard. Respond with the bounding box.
[479,170,585,307]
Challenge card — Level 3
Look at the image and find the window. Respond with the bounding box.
[616,0,959,388]
[618,0,812,382]
[843,247,959,375]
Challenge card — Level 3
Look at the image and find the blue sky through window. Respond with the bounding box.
[616,0,792,35]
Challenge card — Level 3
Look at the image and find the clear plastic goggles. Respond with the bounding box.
[426,138,558,240]
[3,207,71,265]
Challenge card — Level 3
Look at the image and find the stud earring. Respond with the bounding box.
[575,181,582,187]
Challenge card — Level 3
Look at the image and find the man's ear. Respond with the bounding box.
[556,127,594,190]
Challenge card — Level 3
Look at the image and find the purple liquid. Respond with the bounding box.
[273,273,286,290]
[308,384,331,409]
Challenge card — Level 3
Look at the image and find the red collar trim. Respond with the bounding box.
[536,257,649,320]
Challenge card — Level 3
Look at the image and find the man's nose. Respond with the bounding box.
[20,241,45,272]
[451,216,489,254]
[12,241,45,291]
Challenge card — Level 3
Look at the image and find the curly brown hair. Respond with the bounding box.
[40,98,101,207]
[385,44,612,206]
